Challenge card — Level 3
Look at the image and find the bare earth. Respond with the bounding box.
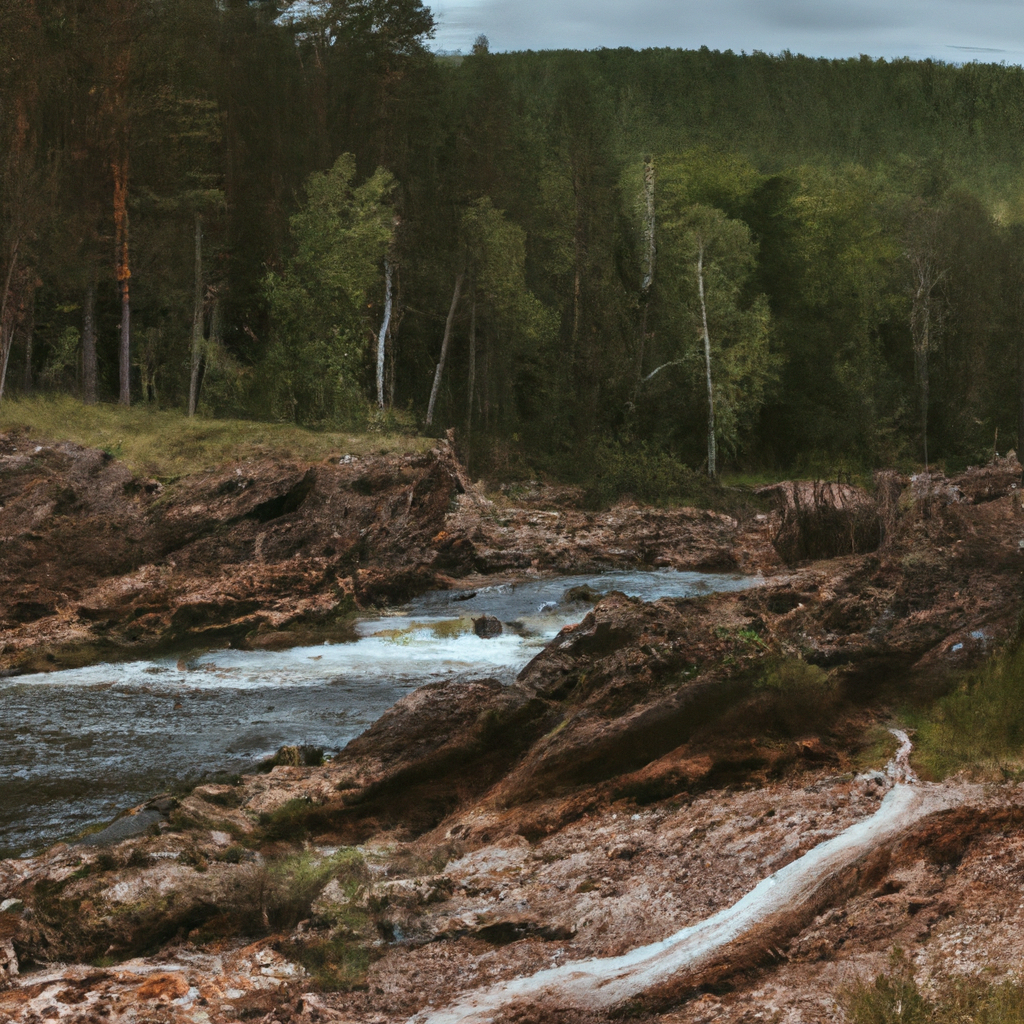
[2,433,1024,1024]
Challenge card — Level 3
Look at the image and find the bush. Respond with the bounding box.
[754,658,839,737]
[222,848,366,934]
[917,644,1024,778]
[844,949,1024,1024]
[285,933,373,992]
[844,950,930,1024]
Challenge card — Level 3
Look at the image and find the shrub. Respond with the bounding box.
[754,658,839,737]
[844,949,1024,1024]
[917,644,1024,778]
[285,933,373,992]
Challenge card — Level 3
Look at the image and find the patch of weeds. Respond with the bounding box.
[256,744,323,772]
[853,725,902,774]
[844,949,930,1024]
[752,657,839,737]
[844,948,1024,1024]
[917,644,1024,779]
[430,617,471,640]
[284,933,374,992]
[258,798,337,843]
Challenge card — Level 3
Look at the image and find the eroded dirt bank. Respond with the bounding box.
[0,429,774,675]
[3,441,1024,1024]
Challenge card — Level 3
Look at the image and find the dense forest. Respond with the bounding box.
[4,0,1024,485]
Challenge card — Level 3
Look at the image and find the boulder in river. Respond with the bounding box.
[473,614,503,638]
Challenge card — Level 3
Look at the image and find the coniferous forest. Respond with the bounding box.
[5,0,1024,485]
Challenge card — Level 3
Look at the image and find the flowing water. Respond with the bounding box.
[0,570,758,858]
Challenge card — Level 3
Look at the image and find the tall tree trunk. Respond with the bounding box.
[466,283,476,441]
[635,156,656,401]
[113,154,131,406]
[0,239,21,403]
[21,286,34,394]
[698,241,716,479]
[188,213,204,417]
[483,324,491,430]
[1018,324,1024,457]
[910,259,939,472]
[376,257,393,409]
[82,280,97,404]
[425,271,464,427]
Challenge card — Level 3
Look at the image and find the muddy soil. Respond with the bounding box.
[2,439,1024,1024]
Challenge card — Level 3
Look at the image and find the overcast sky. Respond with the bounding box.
[426,0,1024,64]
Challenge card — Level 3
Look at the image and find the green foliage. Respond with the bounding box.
[844,950,930,1024]
[754,658,839,737]
[40,327,82,391]
[845,949,1024,1024]
[264,154,396,426]
[577,438,707,507]
[287,932,374,992]
[917,645,1024,778]
[266,848,365,929]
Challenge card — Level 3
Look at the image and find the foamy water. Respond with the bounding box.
[1,570,758,857]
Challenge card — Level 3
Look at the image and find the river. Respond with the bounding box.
[0,570,758,858]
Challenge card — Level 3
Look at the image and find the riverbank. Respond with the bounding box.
[0,425,780,676]
[2,436,1024,1022]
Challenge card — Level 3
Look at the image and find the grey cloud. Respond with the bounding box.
[429,0,1024,62]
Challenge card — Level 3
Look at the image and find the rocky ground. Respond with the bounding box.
[2,433,1024,1024]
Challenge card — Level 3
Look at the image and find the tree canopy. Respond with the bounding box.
[5,16,1024,485]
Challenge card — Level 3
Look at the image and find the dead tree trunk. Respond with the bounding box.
[113,153,131,406]
[0,239,21,403]
[698,240,717,479]
[188,213,204,418]
[425,271,464,427]
[376,257,393,409]
[21,285,34,394]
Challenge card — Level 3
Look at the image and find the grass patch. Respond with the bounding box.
[752,657,840,737]
[0,395,430,479]
[258,797,338,843]
[916,644,1024,779]
[845,949,1024,1024]
[284,933,374,992]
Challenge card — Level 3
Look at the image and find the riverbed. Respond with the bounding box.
[0,570,758,857]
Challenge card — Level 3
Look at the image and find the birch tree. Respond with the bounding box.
[655,204,774,477]
[265,153,396,424]
[904,208,947,471]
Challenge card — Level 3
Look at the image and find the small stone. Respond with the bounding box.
[0,899,23,913]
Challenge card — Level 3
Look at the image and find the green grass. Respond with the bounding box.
[845,950,1024,1024]
[0,395,430,479]
[915,644,1024,780]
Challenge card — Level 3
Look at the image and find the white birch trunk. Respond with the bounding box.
[425,271,464,427]
[376,257,393,409]
[641,157,655,293]
[698,241,716,478]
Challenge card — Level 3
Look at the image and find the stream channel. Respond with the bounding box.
[0,570,758,858]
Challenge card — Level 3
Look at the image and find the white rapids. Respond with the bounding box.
[415,755,963,1023]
